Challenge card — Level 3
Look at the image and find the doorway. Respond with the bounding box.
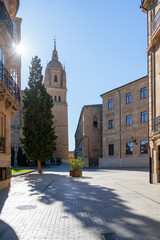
[89,158,98,167]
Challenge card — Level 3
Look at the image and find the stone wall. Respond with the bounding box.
[75,105,102,167]
[101,76,149,168]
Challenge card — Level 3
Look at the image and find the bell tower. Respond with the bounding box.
[44,40,69,161]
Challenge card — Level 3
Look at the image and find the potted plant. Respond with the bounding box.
[68,157,85,177]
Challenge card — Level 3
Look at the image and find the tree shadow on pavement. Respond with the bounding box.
[24,171,160,240]
[0,188,18,240]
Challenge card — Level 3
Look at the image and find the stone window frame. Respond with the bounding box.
[109,144,114,156]
[126,142,133,155]
[54,75,58,82]
[141,111,147,123]
[126,115,132,126]
[108,119,113,129]
[126,92,132,104]
[54,96,57,102]
[140,87,147,99]
[108,99,113,109]
[140,140,148,154]
[58,96,61,102]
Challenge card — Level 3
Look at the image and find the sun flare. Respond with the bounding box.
[15,43,25,55]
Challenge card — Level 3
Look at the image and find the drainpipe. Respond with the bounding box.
[118,89,122,167]
[147,11,151,183]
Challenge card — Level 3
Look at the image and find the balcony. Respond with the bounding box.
[147,9,160,52]
[153,116,160,133]
[0,2,13,37]
[0,60,20,102]
[152,9,160,35]
[0,137,5,153]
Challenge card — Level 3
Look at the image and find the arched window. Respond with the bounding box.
[93,117,98,128]
[58,96,61,102]
[54,96,57,102]
[54,75,57,82]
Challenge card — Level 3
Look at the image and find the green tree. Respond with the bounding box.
[21,56,57,173]
[17,147,23,166]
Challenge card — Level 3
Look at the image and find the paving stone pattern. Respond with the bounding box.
[0,164,160,240]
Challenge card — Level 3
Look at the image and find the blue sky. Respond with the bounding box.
[18,0,147,151]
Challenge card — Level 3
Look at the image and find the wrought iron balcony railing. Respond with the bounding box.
[152,8,160,35]
[153,116,160,133]
[0,61,20,102]
[0,2,13,38]
[0,137,5,153]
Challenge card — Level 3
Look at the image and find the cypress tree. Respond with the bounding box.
[21,56,57,173]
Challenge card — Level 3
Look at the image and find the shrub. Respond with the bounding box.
[68,157,85,170]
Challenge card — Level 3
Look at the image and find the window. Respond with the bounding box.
[54,75,57,82]
[126,115,132,126]
[109,144,114,156]
[109,120,113,129]
[126,142,133,155]
[58,96,61,102]
[108,99,113,109]
[141,87,147,99]
[126,93,131,104]
[93,117,98,128]
[140,141,148,154]
[0,47,5,65]
[141,111,147,123]
[54,96,57,102]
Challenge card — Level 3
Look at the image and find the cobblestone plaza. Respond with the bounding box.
[0,164,160,240]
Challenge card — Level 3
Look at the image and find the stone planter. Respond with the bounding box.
[70,170,82,177]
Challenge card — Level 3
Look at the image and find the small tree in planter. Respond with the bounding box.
[68,157,85,177]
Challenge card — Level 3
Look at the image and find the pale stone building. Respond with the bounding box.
[141,0,160,183]
[75,76,149,168]
[75,105,102,167]
[101,76,149,168]
[44,41,69,162]
[0,0,21,190]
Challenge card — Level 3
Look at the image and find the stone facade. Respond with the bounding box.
[101,76,149,168]
[0,0,21,190]
[75,77,149,169]
[44,41,69,161]
[141,0,160,183]
[75,105,102,167]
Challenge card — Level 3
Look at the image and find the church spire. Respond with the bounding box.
[52,38,58,61]
[54,37,56,50]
